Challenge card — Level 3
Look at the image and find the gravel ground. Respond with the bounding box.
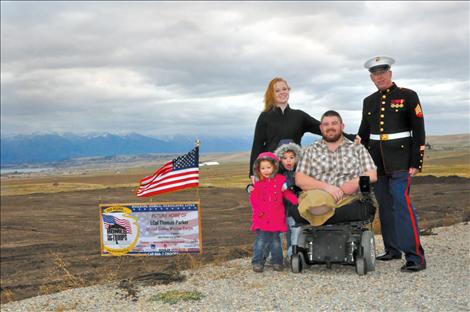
[2,222,469,312]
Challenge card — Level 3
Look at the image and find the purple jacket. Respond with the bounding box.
[249,174,298,232]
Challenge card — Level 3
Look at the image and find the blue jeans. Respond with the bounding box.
[375,171,426,264]
[286,217,299,257]
[252,230,283,265]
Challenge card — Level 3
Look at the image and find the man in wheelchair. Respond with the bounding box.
[292,110,378,275]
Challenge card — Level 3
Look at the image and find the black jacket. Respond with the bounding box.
[358,83,426,176]
[249,105,356,176]
[278,166,301,217]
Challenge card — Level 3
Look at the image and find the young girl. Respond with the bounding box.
[250,152,298,272]
[274,141,304,263]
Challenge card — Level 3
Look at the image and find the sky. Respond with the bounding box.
[1,1,469,140]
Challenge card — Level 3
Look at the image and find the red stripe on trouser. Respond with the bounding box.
[404,175,424,264]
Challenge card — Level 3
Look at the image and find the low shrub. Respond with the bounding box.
[149,290,204,305]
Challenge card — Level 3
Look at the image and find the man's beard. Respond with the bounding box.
[322,130,342,143]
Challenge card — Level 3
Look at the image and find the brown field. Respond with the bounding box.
[1,135,470,303]
[424,134,470,177]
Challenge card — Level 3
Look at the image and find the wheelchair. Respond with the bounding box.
[290,176,377,275]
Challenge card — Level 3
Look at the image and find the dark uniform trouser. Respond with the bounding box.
[375,171,426,264]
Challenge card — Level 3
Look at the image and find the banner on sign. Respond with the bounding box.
[99,201,202,256]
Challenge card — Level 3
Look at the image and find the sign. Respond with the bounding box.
[100,201,202,256]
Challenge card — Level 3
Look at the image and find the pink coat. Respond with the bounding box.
[249,174,299,232]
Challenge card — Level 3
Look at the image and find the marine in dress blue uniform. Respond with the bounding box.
[358,56,426,272]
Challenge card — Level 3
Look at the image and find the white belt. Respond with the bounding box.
[370,131,411,141]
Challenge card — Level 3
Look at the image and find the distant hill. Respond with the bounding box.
[2,132,467,166]
[0,133,252,166]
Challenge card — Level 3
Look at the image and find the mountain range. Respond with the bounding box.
[2,132,467,167]
[0,133,254,166]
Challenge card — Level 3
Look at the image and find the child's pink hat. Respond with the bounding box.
[256,152,280,162]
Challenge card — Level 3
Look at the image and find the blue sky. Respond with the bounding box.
[1,1,469,138]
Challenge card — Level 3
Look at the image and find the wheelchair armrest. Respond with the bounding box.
[359,176,371,194]
[359,176,374,205]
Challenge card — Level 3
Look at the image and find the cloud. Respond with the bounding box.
[1,1,469,137]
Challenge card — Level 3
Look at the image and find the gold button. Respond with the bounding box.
[380,121,384,125]
[420,160,423,162]
[419,166,422,168]
[381,108,385,111]
[382,95,386,99]
[386,89,390,92]
[368,112,371,115]
[382,101,385,104]
[380,128,384,132]
[380,114,384,118]
[395,110,399,112]
[401,145,404,148]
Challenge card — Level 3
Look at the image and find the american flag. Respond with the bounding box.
[102,214,133,234]
[136,146,199,197]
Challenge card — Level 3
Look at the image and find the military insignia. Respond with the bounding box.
[420,145,425,151]
[415,104,423,118]
[391,99,405,109]
[375,57,381,62]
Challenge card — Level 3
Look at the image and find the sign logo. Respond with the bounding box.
[100,206,139,255]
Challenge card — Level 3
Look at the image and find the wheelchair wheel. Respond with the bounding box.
[299,252,307,268]
[355,257,366,276]
[291,254,302,273]
[361,230,376,272]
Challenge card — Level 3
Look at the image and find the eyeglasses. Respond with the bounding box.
[371,69,389,77]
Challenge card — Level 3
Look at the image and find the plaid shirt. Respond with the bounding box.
[296,137,376,188]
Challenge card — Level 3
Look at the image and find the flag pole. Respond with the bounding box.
[195,138,201,201]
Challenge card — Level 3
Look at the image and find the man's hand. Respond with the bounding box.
[354,135,362,145]
[339,178,359,195]
[324,184,344,202]
[296,172,344,201]
[409,167,419,176]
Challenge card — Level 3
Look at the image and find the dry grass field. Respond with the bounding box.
[424,134,470,177]
[1,134,469,304]
[2,134,469,197]
[0,159,251,197]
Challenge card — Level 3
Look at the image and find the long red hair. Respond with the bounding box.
[263,77,290,112]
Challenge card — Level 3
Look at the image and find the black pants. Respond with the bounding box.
[291,199,375,225]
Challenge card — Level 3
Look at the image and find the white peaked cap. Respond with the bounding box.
[364,56,395,72]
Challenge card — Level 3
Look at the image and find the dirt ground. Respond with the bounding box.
[1,175,469,303]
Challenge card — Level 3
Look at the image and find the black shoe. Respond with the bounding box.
[376,252,402,261]
[252,264,264,273]
[400,261,426,272]
[283,256,291,266]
